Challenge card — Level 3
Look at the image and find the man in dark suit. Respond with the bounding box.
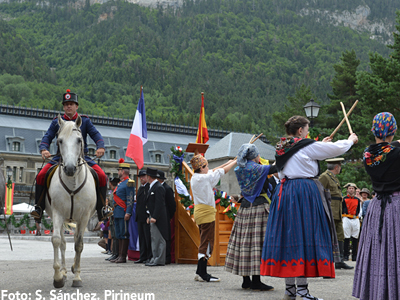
[134,170,152,264]
[145,167,169,266]
[157,170,176,264]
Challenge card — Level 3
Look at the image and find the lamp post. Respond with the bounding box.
[303,99,321,128]
[6,167,12,188]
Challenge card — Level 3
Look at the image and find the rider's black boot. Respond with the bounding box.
[31,184,46,220]
[96,185,108,221]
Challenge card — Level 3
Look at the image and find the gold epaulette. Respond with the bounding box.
[127,179,135,187]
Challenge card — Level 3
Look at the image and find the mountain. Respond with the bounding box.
[0,0,394,136]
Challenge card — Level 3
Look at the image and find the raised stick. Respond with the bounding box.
[330,100,358,138]
[249,134,256,144]
[340,102,353,134]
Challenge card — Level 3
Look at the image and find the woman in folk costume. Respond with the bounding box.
[225,143,277,291]
[353,112,400,300]
[260,116,358,300]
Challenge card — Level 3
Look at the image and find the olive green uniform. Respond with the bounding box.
[319,170,344,241]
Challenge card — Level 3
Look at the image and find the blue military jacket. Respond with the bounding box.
[113,177,135,218]
[39,113,105,157]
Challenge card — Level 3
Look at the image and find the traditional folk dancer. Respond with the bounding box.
[319,158,353,270]
[190,154,237,282]
[353,112,400,300]
[225,144,276,291]
[342,183,362,261]
[260,116,358,300]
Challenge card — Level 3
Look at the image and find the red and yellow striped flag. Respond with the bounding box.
[196,92,209,144]
[4,182,14,215]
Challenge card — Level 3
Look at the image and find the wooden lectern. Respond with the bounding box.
[185,143,209,155]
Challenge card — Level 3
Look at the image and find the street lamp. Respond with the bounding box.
[303,99,321,128]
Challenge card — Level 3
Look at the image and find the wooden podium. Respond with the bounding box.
[185,143,209,156]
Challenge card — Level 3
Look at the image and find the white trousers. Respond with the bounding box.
[343,217,360,239]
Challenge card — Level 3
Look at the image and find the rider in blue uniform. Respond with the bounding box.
[110,159,135,263]
[31,89,108,221]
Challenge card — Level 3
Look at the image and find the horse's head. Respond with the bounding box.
[57,115,84,176]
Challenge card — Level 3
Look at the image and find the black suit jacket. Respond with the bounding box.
[135,183,149,222]
[163,182,176,220]
[146,181,169,240]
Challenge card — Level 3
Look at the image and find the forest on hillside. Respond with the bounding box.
[0,0,394,137]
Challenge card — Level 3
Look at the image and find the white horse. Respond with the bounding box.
[45,115,96,288]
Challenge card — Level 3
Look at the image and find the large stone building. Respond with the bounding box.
[0,104,275,205]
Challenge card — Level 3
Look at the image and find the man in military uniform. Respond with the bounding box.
[31,89,108,221]
[342,183,361,262]
[110,159,135,264]
[106,177,120,262]
[319,158,353,270]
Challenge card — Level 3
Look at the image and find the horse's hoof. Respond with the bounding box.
[72,280,83,287]
[53,277,66,288]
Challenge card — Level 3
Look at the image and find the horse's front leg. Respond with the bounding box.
[52,215,66,288]
[60,229,67,277]
[71,223,84,287]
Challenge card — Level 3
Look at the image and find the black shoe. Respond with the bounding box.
[106,254,118,261]
[145,262,164,267]
[134,259,146,264]
[335,262,354,270]
[242,276,251,289]
[250,282,274,291]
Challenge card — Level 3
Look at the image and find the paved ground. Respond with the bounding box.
[0,235,358,300]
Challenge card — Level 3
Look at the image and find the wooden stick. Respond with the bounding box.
[249,134,256,144]
[340,102,353,134]
[330,100,358,138]
[250,133,263,144]
[234,133,264,159]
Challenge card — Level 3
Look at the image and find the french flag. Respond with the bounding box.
[126,88,147,169]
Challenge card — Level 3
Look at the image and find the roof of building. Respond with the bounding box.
[205,132,275,161]
[0,105,273,166]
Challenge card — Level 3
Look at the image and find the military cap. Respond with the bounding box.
[118,158,130,170]
[325,157,344,164]
[62,89,79,105]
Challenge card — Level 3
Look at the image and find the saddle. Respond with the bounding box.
[44,164,99,204]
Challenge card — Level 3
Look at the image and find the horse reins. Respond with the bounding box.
[58,158,88,221]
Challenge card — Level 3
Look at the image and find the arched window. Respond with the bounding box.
[155,154,162,163]
[110,150,117,159]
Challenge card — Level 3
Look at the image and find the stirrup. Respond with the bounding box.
[102,206,113,218]
[30,206,43,219]
[283,284,296,300]
[296,284,323,300]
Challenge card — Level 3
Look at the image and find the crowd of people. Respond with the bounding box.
[31,90,399,300]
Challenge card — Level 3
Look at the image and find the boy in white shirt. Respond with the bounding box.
[190,154,237,282]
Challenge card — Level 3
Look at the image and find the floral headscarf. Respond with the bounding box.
[371,112,397,140]
[237,143,260,168]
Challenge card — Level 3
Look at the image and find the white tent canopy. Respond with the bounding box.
[12,202,34,213]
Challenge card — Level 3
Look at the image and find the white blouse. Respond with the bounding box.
[191,169,225,208]
[278,140,354,179]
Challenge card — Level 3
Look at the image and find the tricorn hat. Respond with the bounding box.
[146,167,158,178]
[62,89,79,105]
[344,182,358,189]
[118,158,130,170]
[157,170,167,180]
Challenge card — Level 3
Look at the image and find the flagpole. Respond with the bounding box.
[136,85,143,192]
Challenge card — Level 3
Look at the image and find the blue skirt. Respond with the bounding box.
[260,178,335,278]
